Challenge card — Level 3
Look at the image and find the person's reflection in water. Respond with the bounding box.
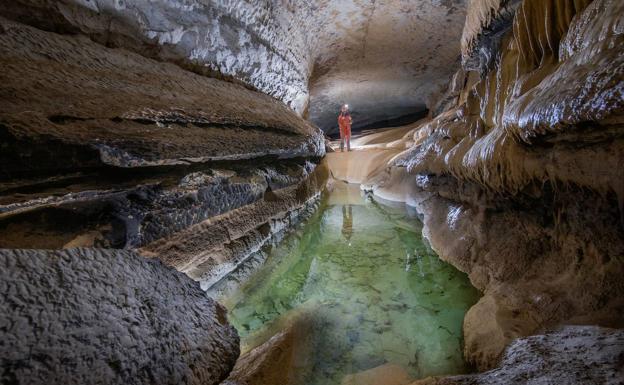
[341,205,353,246]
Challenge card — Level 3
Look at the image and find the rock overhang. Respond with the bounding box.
[0,0,469,134]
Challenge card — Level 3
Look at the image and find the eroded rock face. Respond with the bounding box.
[0,17,323,175]
[412,326,624,385]
[0,0,470,131]
[0,0,312,114]
[0,16,328,285]
[0,248,240,385]
[386,0,624,371]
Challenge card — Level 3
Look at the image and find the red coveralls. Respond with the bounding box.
[338,114,352,151]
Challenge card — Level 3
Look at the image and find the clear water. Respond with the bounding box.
[213,184,480,384]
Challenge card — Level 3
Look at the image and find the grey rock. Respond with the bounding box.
[0,248,240,385]
[418,326,624,385]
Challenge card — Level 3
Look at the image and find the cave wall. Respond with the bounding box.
[0,9,328,382]
[0,14,327,279]
[0,0,472,133]
[0,0,312,114]
[306,0,469,133]
[390,0,624,371]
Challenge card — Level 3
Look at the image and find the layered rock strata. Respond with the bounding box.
[0,16,326,276]
[0,0,470,130]
[0,248,240,385]
[0,0,312,113]
[0,15,327,382]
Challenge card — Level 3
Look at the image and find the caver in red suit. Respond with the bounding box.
[338,108,352,152]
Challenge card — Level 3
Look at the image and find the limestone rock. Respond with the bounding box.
[322,0,624,372]
[224,311,317,385]
[0,17,328,275]
[0,16,324,177]
[0,248,240,385]
[412,326,624,385]
[341,363,413,385]
[0,0,470,132]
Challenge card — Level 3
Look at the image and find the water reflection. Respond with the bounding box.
[341,205,353,243]
[213,184,480,385]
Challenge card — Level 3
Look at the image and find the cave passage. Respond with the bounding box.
[210,183,480,384]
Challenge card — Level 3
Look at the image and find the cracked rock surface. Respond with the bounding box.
[412,326,624,385]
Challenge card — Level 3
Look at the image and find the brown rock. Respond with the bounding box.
[225,312,316,385]
[341,363,413,385]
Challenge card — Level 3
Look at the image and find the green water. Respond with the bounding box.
[212,185,480,384]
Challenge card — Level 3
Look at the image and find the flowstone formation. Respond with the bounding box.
[355,0,624,375]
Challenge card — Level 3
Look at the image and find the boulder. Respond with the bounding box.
[0,248,240,385]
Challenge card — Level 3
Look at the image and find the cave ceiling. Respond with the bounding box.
[301,0,468,133]
[0,0,468,134]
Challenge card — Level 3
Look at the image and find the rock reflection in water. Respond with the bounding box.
[213,184,480,385]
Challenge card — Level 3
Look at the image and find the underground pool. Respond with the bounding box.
[209,184,481,384]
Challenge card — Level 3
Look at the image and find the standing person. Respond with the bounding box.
[338,104,352,152]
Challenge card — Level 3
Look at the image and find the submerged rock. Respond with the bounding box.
[0,248,240,385]
[341,363,413,385]
[224,311,317,385]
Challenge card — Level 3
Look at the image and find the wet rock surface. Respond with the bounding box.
[139,163,328,288]
[0,161,320,249]
[0,248,240,385]
[214,183,480,384]
[223,311,317,385]
[410,177,624,369]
